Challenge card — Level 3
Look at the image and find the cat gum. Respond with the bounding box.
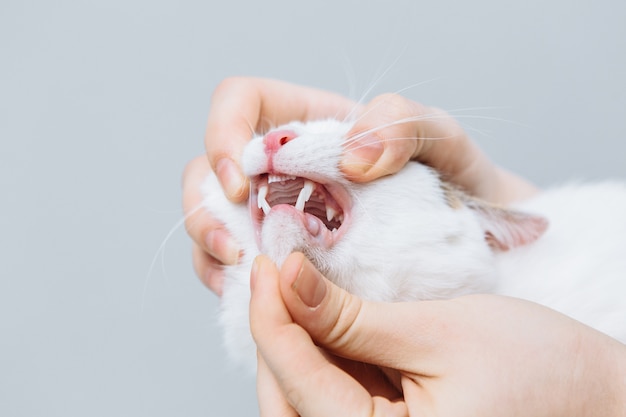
[248,174,351,251]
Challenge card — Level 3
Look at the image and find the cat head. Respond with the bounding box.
[242,119,351,263]
[241,119,548,301]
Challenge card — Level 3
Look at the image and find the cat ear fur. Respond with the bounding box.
[465,198,549,251]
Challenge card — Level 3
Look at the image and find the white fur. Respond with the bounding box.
[201,119,626,369]
[497,182,626,340]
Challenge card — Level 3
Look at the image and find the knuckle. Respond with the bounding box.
[369,93,418,119]
[181,155,210,188]
[183,210,204,238]
[211,76,251,100]
[321,292,364,350]
[183,204,214,244]
[387,139,415,166]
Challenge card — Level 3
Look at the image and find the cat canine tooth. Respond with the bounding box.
[295,180,315,211]
[257,184,268,209]
[326,206,337,222]
[257,185,271,215]
[261,200,271,215]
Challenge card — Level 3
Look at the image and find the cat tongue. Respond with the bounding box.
[260,205,334,266]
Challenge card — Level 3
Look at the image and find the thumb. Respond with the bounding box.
[341,93,450,183]
[279,252,444,373]
[250,254,407,417]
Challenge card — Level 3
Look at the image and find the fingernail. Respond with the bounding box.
[206,229,240,265]
[341,135,384,175]
[215,158,246,200]
[292,262,326,309]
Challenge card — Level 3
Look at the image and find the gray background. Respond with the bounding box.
[2,0,625,416]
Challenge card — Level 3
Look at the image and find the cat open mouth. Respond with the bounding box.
[249,174,351,248]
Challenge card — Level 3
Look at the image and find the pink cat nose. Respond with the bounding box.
[263,129,297,151]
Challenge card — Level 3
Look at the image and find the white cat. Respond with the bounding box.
[201,119,626,369]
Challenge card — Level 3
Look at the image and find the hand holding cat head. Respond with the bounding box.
[204,77,536,206]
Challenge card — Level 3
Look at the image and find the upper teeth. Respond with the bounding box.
[268,174,296,184]
[257,184,271,214]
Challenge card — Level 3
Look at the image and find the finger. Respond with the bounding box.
[411,112,538,203]
[257,335,402,413]
[256,354,298,417]
[182,156,240,265]
[341,93,537,203]
[341,93,473,182]
[206,77,357,202]
[191,244,224,296]
[342,93,474,182]
[278,253,450,376]
[250,255,406,417]
[341,93,422,182]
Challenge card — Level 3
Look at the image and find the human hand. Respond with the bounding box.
[250,252,626,417]
[341,93,538,204]
[183,77,538,294]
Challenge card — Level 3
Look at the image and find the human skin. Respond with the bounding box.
[182,77,538,294]
[250,252,626,417]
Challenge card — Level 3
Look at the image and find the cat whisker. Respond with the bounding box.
[244,118,255,137]
[342,54,404,123]
[447,112,526,128]
[343,109,523,148]
[343,136,457,154]
[142,205,203,313]
[345,78,442,127]
[256,116,279,136]
[340,55,358,104]
[349,191,376,225]
[343,114,455,145]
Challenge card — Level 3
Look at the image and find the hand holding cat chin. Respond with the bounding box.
[251,252,626,417]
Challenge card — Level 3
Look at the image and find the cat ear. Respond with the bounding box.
[465,198,549,251]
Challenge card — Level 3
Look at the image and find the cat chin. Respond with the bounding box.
[260,206,335,267]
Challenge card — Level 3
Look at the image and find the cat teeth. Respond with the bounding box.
[295,180,315,211]
[257,184,271,215]
[257,184,267,208]
[268,174,296,184]
[257,178,341,224]
[326,206,337,222]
